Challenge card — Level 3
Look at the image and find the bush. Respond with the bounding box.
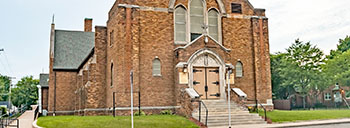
[0,107,7,116]
[160,110,173,115]
[133,110,145,116]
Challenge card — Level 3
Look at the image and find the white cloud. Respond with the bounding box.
[249,0,350,54]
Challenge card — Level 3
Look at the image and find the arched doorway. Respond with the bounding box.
[187,49,226,100]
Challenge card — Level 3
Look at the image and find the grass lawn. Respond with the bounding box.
[259,109,350,123]
[37,115,199,128]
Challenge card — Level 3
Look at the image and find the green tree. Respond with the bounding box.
[323,50,350,86]
[282,39,325,108]
[329,36,350,59]
[0,75,11,101]
[270,53,295,99]
[11,76,39,109]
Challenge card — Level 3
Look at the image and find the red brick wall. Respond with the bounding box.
[42,87,49,110]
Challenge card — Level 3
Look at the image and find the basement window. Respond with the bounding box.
[231,3,242,13]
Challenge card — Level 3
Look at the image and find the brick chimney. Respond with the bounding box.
[84,18,93,32]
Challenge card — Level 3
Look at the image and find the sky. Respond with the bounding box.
[0,0,349,83]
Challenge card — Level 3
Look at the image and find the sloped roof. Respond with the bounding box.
[53,30,94,70]
[39,74,49,86]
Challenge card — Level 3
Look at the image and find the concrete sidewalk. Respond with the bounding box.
[212,118,350,128]
[7,106,37,128]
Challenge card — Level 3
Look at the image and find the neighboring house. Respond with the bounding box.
[276,84,350,109]
[37,74,49,113]
[0,101,11,109]
[44,0,273,116]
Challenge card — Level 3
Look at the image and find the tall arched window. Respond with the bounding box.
[111,63,114,86]
[236,62,243,77]
[152,58,161,76]
[190,0,204,41]
[208,9,219,41]
[175,6,187,43]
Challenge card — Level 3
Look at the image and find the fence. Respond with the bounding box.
[0,106,27,128]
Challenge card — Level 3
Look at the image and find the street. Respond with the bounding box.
[294,123,350,128]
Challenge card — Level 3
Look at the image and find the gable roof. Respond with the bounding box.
[39,74,49,86]
[53,30,95,70]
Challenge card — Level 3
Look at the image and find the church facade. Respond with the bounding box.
[42,0,273,116]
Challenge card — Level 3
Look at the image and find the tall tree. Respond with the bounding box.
[270,53,295,99]
[329,36,350,59]
[11,76,39,109]
[323,50,350,86]
[282,39,325,108]
[0,75,11,101]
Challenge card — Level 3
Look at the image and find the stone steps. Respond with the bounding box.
[192,100,266,127]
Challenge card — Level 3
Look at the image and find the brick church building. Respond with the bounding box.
[39,0,273,116]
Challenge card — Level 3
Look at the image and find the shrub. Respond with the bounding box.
[0,107,7,116]
[133,110,145,116]
[160,110,173,115]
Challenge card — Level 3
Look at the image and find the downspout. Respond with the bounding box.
[53,72,56,116]
[250,18,258,105]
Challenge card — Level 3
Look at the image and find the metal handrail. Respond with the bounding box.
[193,100,208,126]
[256,100,267,121]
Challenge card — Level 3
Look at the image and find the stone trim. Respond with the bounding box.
[174,35,231,52]
[118,4,168,13]
[168,0,227,15]
[227,14,268,19]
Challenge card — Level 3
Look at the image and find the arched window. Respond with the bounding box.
[190,0,204,41]
[236,62,243,77]
[152,58,161,76]
[111,63,114,86]
[175,6,187,43]
[208,9,219,41]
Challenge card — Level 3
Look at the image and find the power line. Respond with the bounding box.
[0,49,11,75]
[3,51,14,75]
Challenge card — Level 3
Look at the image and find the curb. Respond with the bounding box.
[267,119,350,128]
[224,118,350,128]
[32,120,43,128]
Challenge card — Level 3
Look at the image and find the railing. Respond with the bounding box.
[343,98,350,109]
[193,100,208,126]
[34,106,39,120]
[0,106,26,128]
[246,99,267,121]
[112,91,141,117]
[0,116,19,128]
[256,100,267,121]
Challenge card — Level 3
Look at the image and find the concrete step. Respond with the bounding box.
[202,118,265,123]
[206,120,266,127]
[192,100,267,127]
[193,113,261,119]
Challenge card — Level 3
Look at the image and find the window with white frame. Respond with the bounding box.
[324,93,331,100]
[208,9,219,41]
[190,0,204,41]
[175,6,187,43]
[152,58,161,76]
[236,61,243,77]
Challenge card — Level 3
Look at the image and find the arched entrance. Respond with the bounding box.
[187,49,226,100]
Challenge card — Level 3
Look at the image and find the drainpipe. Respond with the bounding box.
[250,18,258,105]
[53,72,56,116]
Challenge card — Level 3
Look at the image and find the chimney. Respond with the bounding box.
[84,18,93,32]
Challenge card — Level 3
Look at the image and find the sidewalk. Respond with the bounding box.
[212,118,350,128]
[8,106,37,128]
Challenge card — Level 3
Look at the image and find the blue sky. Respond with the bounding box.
[0,0,349,83]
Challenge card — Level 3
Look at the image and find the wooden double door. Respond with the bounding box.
[193,67,220,99]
